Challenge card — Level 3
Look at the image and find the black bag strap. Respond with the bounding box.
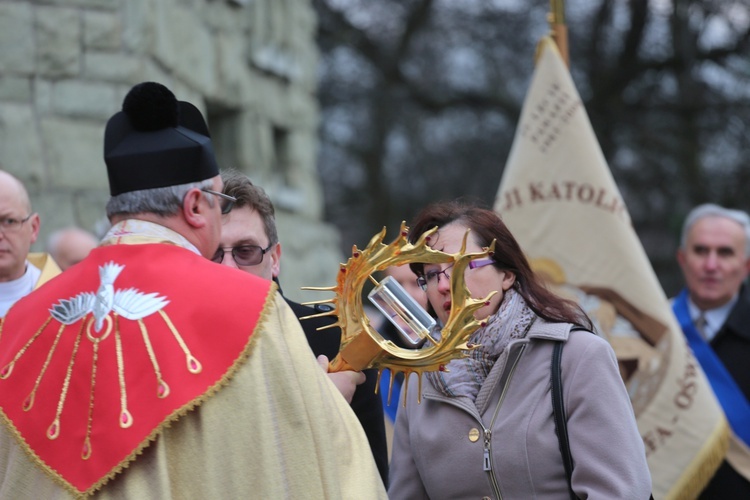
[551,340,576,500]
[552,328,654,500]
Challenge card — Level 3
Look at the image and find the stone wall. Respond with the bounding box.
[0,0,343,302]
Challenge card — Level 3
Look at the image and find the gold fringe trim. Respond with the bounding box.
[0,282,278,499]
[0,404,78,496]
[663,415,730,500]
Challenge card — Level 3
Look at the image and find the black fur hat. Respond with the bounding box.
[104,82,219,196]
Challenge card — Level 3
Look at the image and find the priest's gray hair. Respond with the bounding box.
[106,179,215,218]
[680,203,750,258]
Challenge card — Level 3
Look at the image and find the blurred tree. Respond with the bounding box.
[312,0,750,295]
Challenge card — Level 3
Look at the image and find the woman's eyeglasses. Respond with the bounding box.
[416,258,495,291]
[211,243,274,266]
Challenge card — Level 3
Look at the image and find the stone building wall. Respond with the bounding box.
[0,0,343,302]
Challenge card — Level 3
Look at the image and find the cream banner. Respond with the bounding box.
[494,37,728,499]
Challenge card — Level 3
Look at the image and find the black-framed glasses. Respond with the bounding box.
[416,258,495,291]
[201,188,236,214]
[0,214,33,234]
[211,243,274,266]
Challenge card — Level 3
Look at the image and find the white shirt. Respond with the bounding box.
[687,295,738,342]
[0,261,42,317]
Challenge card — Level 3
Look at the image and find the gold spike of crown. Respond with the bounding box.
[302,222,496,402]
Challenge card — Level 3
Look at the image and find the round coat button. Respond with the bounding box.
[468,428,480,442]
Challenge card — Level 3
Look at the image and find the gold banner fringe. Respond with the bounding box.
[664,417,730,500]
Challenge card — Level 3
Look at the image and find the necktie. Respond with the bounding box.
[694,313,708,340]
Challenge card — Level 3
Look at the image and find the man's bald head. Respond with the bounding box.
[47,227,99,270]
[0,171,31,212]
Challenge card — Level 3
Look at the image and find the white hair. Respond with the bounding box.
[680,203,750,258]
[106,179,214,218]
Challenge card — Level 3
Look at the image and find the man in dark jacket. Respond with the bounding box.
[214,170,388,485]
[673,203,750,498]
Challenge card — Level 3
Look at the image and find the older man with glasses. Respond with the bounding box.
[216,169,390,487]
[0,82,385,499]
[0,170,60,317]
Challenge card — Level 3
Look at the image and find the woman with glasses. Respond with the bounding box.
[388,200,651,499]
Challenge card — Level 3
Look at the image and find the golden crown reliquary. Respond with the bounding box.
[302,222,496,403]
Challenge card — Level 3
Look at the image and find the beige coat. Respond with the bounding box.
[0,293,386,500]
[389,320,651,499]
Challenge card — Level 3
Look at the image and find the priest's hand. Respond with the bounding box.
[317,355,366,404]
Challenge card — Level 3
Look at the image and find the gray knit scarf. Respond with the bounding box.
[427,288,535,401]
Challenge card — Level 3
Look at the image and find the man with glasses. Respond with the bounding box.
[0,82,385,499]
[0,170,60,317]
[217,170,389,486]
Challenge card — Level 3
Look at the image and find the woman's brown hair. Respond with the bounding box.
[408,200,592,330]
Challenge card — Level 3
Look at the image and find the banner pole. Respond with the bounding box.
[548,0,570,67]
